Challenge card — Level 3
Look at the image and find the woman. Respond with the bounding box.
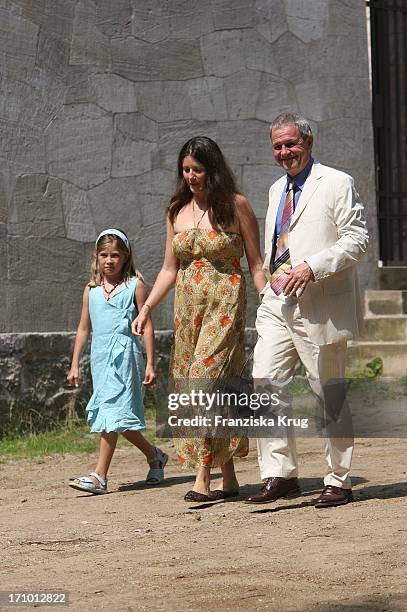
[133,136,266,501]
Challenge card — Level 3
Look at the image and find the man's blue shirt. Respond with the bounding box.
[274,157,314,242]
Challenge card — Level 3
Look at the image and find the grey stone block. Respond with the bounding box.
[112,138,157,178]
[7,236,92,284]
[232,164,244,190]
[89,73,138,113]
[244,30,278,75]
[94,0,132,36]
[134,220,172,328]
[309,35,368,79]
[0,173,13,224]
[326,0,367,37]
[187,77,228,121]
[254,0,287,43]
[224,70,261,120]
[361,316,407,342]
[37,30,71,79]
[167,0,214,40]
[379,268,407,291]
[112,37,204,81]
[70,0,111,68]
[130,0,171,43]
[201,30,247,77]
[286,0,328,43]
[257,217,266,257]
[0,194,5,225]
[115,113,158,142]
[10,0,75,39]
[0,332,90,434]
[45,104,113,190]
[347,340,407,377]
[217,120,273,165]
[296,77,371,122]
[131,0,213,43]
[5,279,90,332]
[317,118,372,170]
[157,120,218,170]
[0,8,38,81]
[0,70,66,131]
[255,74,296,122]
[62,182,96,242]
[242,164,283,218]
[155,288,176,331]
[133,168,175,228]
[135,220,166,284]
[211,0,256,29]
[0,233,6,270]
[272,33,311,82]
[1,121,46,174]
[365,291,406,316]
[137,81,192,122]
[64,66,95,105]
[245,274,260,329]
[88,177,143,239]
[7,175,65,238]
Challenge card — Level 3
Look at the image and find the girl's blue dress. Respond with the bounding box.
[86,277,146,433]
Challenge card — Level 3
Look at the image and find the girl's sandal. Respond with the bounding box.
[146,447,168,485]
[68,471,108,495]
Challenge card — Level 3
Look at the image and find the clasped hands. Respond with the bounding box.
[132,263,314,335]
[282,261,314,297]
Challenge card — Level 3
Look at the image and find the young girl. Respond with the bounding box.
[67,228,168,495]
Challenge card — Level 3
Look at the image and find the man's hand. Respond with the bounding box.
[283,262,315,297]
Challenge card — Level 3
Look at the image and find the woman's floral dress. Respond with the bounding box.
[170,228,249,468]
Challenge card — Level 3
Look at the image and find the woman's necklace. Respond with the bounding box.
[101,277,123,300]
[192,199,208,229]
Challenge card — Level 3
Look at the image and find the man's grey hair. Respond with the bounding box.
[270,113,313,140]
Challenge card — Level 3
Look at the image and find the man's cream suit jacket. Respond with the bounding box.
[262,161,369,346]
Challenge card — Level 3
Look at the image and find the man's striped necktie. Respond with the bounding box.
[270,181,295,295]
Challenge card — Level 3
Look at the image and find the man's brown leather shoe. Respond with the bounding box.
[315,485,353,508]
[244,477,301,504]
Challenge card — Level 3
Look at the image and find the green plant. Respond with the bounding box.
[0,419,159,461]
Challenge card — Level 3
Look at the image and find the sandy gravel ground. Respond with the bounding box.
[1,438,407,612]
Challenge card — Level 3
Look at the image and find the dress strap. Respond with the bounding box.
[128,276,139,295]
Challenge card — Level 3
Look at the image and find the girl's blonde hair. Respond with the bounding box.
[88,230,145,286]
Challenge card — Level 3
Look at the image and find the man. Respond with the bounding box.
[246,113,369,508]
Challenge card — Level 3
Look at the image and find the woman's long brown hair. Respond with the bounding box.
[167,136,240,229]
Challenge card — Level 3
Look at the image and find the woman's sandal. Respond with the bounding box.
[209,489,239,500]
[145,447,168,485]
[184,490,213,502]
[68,471,107,495]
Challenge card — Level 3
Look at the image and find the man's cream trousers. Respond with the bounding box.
[253,288,353,489]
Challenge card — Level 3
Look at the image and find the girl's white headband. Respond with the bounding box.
[96,229,130,250]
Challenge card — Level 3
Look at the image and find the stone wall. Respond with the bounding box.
[0,329,257,434]
[1,0,377,335]
[0,1,378,422]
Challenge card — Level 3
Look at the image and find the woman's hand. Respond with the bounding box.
[131,306,150,336]
[143,364,156,386]
[67,366,79,387]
